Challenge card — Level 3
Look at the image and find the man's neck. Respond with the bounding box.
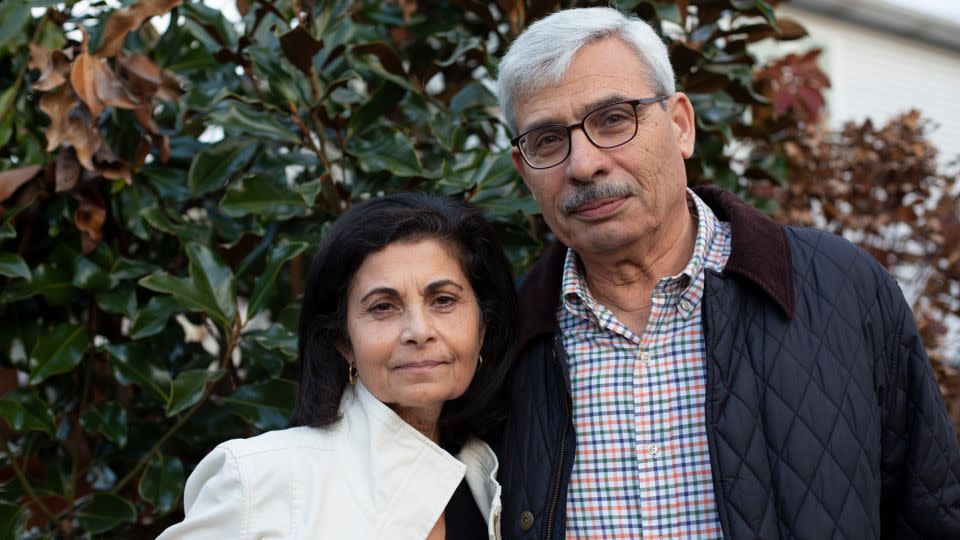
[580,206,697,334]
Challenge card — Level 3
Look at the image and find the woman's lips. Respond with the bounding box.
[394,360,447,373]
[573,196,627,220]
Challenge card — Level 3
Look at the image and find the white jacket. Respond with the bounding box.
[157,382,502,539]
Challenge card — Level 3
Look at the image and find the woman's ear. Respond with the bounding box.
[335,340,353,364]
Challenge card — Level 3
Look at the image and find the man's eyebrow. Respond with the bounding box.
[519,93,633,133]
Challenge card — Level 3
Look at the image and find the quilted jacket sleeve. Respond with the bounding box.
[877,272,960,538]
[155,446,246,540]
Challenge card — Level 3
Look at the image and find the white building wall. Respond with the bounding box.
[767,5,960,163]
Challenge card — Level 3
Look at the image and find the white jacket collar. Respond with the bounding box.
[338,382,501,538]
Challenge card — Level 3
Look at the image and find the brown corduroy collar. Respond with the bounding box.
[515,185,795,351]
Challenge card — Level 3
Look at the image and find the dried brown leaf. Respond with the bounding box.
[28,43,68,91]
[97,0,184,58]
[133,104,159,135]
[73,195,106,253]
[55,148,81,192]
[0,165,42,203]
[38,85,76,150]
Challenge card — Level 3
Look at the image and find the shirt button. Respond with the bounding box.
[679,299,692,311]
[647,443,659,456]
[640,352,652,366]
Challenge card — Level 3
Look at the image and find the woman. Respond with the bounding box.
[158,193,517,539]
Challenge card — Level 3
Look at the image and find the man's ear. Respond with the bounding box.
[669,92,696,159]
[511,147,536,201]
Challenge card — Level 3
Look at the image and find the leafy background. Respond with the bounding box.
[0,0,957,537]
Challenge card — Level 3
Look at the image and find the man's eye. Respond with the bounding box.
[603,113,627,125]
[535,133,564,149]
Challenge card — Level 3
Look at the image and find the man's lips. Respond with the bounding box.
[571,196,627,219]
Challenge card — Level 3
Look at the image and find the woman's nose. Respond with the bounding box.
[400,307,436,345]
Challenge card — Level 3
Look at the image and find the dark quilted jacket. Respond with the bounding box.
[497,186,960,539]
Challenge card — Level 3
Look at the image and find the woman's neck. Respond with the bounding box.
[391,404,442,443]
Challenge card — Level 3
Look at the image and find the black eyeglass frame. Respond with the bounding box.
[510,95,670,170]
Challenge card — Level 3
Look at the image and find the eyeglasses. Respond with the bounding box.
[511,96,669,169]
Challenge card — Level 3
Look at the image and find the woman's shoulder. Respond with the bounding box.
[215,425,337,461]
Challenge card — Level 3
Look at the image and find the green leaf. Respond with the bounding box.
[221,379,297,430]
[220,176,308,220]
[167,368,223,417]
[0,389,55,435]
[139,242,238,328]
[80,401,128,446]
[0,252,30,280]
[128,296,181,340]
[97,284,138,318]
[0,502,27,540]
[187,139,258,197]
[207,104,301,144]
[349,130,425,177]
[139,454,185,515]
[0,0,30,51]
[450,81,496,113]
[244,323,298,359]
[107,343,171,402]
[27,324,88,385]
[0,263,72,304]
[77,494,137,535]
[293,179,321,207]
[247,240,309,319]
[72,255,116,290]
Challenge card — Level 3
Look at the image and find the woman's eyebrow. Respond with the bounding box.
[359,287,399,303]
[424,280,464,295]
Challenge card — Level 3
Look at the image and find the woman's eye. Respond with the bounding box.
[369,302,396,314]
[433,295,458,309]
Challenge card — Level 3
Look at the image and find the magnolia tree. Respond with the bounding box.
[0,0,956,537]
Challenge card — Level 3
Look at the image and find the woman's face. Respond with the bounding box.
[337,238,484,425]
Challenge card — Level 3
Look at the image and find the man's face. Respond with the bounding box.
[511,38,695,258]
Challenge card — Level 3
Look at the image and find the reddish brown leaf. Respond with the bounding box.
[351,42,406,77]
[280,26,324,75]
[774,17,808,41]
[71,50,139,119]
[134,135,151,168]
[157,69,184,101]
[97,0,184,58]
[28,43,68,91]
[38,85,75,150]
[158,135,170,163]
[63,105,106,172]
[117,52,162,99]
[55,148,81,192]
[133,104,160,135]
[0,165,42,203]
[74,195,107,253]
[93,146,132,184]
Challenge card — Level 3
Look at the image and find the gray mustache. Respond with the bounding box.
[560,182,634,215]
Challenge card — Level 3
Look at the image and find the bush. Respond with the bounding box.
[1,0,955,536]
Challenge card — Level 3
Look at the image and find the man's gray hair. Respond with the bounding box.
[496,7,676,135]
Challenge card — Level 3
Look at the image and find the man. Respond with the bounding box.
[494,6,960,540]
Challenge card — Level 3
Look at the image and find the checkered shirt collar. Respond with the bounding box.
[561,188,724,320]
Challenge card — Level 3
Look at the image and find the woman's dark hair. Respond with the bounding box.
[290,192,517,448]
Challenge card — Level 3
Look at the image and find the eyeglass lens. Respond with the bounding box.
[517,101,639,169]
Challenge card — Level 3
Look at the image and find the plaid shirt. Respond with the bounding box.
[560,189,731,539]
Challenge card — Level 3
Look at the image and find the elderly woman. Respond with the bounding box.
[158,193,516,539]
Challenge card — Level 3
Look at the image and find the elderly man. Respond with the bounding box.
[494,6,960,540]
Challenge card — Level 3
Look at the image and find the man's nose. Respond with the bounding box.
[565,128,608,181]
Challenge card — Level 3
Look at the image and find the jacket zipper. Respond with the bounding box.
[544,335,572,540]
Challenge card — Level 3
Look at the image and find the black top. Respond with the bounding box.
[445,478,486,540]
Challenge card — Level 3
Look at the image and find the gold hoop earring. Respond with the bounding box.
[348,364,358,385]
[478,355,483,368]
